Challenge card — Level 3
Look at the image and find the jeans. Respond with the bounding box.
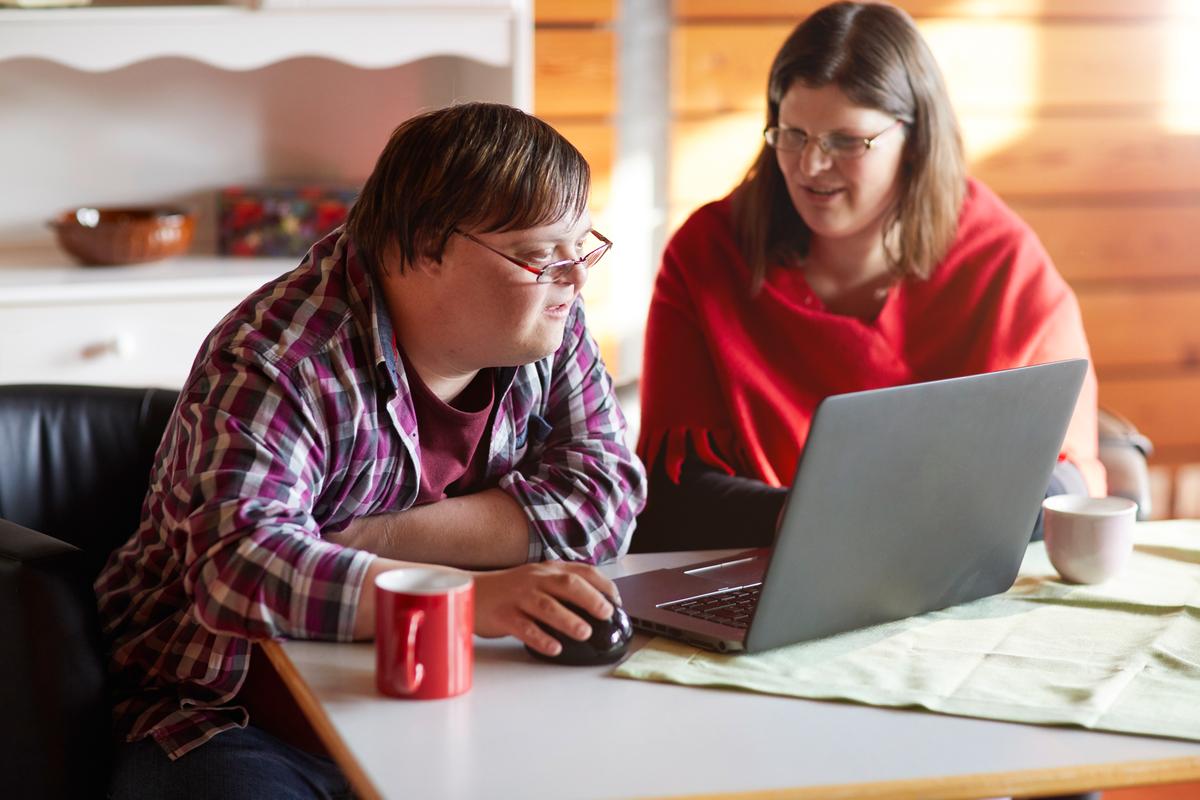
[109,724,353,800]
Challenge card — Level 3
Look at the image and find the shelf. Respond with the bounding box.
[0,252,298,303]
[0,3,526,72]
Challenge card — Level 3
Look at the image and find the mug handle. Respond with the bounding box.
[399,609,425,694]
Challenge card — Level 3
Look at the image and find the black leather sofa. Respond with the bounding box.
[0,385,177,800]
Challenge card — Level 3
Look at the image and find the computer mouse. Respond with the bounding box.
[525,597,633,666]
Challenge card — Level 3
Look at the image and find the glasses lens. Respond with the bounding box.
[765,128,808,151]
[539,261,582,285]
[826,134,868,159]
[583,239,610,267]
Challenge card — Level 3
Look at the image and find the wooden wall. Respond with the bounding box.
[668,0,1200,517]
[533,0,625,377]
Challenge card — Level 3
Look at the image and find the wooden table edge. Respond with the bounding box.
[260,638,384,800]
[660,755,1200,800]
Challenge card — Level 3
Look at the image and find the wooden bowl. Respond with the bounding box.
[50,207,195,266]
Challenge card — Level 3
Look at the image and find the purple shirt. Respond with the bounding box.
[94,229,646,759]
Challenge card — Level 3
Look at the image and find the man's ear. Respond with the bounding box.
[410,251,445,276]
[383,239,443,278]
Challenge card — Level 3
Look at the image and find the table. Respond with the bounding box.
[262,547,1200,800]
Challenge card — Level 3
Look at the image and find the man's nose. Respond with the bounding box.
[557,261,589,289]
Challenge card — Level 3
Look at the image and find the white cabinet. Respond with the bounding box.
[0,1,532,388]
[0,256,293,386]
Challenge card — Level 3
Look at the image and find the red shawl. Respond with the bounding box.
[638,179,1105,496]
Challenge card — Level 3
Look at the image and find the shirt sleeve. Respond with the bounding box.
[1027,290,1108,497]
[168,345,375,642]
[633,447,788,553]
[498,300,647,564]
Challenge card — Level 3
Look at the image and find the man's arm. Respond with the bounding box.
[168,352,374,643]
[337,301,646,568]
[327,488,531,568]
[496,299,647,564]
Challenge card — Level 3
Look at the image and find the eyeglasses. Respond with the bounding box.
[455,228,612,285]
[763,118,906,159]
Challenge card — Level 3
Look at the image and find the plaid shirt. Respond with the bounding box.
[95,229,646,759]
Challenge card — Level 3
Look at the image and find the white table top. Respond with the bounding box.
[267,546,1200,800]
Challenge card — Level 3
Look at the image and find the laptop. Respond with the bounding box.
[615,359,1088,654]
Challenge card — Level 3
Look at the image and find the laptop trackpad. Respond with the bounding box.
[683,554,766,588]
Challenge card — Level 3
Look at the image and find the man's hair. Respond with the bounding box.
[731,1,966,289]
[346,102,591,276]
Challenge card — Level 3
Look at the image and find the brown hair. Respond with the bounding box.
[730,1,966,289]
[346,102,590,276]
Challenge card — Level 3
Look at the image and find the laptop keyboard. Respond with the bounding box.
[660,584,762,629]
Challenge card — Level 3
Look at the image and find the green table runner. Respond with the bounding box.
[614,521,1200,740]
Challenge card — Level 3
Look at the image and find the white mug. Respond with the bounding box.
[1042,495,1137,584]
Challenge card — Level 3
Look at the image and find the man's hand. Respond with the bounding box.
[473,562,620,657]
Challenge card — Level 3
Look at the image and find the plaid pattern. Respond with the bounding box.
[95,229,646,759]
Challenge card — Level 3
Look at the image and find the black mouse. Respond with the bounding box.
[525,597,633,666]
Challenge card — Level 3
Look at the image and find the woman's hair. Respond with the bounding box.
[730,1,966,289]
[346,102,590,276]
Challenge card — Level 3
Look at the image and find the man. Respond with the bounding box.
[97,102,646,799]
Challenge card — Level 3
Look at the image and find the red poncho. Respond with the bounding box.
[638,179,1105,496]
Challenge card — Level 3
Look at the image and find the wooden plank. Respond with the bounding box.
[966,117,1200,198]
[534,29,615,118]
[1078,287,1200,371]
[669,112,1200,212]
[671,23,788,115]
[535,0,616,24]
[547,120,613,210]
[673,20,1195,115]
[1015,205,1200,284]
[1098,374,1200,452]
[676,0,1197,21]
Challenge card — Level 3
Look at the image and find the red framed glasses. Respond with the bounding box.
[455,228,612,285]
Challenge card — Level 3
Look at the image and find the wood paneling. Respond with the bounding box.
[669,114,1200,213]
[674,20,1193,115]
[1016,205,1200,284]
[671,24,787,114]
[675,0,1195,21]
[1079,288,1200,371]
[1098,374,1200,452]
[550,120,614,209]
[535,0,616,24]
[966,118,1200,198]
[534,29,615,118]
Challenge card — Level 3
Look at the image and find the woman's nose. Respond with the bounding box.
[798,138,834,176]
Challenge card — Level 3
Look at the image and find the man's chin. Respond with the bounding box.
[494,333,567,368]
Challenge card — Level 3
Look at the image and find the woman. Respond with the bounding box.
[634,1,1104,552]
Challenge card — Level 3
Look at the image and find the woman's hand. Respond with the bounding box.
[472,562,620,657]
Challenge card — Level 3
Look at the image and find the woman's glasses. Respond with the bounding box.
[764,119,906,159]
[456,229,612,285]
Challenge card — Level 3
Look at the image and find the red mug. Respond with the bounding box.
[374,567,474,700]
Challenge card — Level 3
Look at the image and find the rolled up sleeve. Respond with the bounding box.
[499,301,647,564]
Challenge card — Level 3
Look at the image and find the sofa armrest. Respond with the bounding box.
[0,517,113,799]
